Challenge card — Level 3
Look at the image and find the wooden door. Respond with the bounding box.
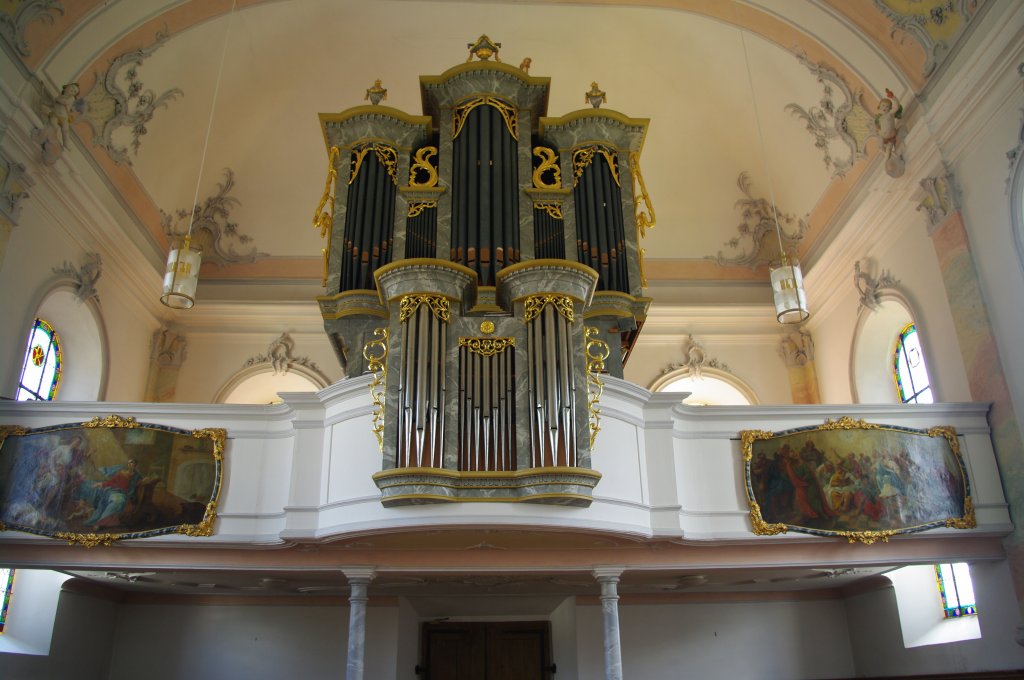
[421,621,552,680]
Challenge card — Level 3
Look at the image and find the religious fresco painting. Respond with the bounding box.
[742,417,974,544]
[0,416,224,546]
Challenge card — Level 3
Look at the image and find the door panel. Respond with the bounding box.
[422,621,551,680]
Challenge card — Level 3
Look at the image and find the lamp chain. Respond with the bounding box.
[184,0,238,244]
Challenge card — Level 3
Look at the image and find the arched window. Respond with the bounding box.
[16,318,62,401]
[893,323,932,404]
[650,368,757,406]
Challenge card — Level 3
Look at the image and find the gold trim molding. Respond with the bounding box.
[363,327,389,452]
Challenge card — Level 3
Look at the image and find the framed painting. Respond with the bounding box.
[0,415,224,547]
[741,416,974,544]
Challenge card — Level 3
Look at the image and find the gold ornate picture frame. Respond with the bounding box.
[741,416,974,544]
[0,416,224,547]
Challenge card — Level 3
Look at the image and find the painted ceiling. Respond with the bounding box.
[3,0,983,305]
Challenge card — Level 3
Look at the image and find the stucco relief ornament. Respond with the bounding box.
[78,30,183,166]
[243,332,326,380]
[0,153,33,224]
[31,82,84,165]
[786,52,873,179]
[52,251,102,303]
[708,172,809,269]
[0,0,64,57]
[585,82,607,109]
[875,89,906,178]
[854,259,899,311]
[659,335,730,380]
[161,168,267,267]
[872,0,978,77]
[364,79,387,106]
[779,328,814,368]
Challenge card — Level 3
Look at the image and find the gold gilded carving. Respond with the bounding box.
[467,35,501,62]
[83,415,139,428]
[629,151,655,289]
[480,320,495,334]
[409,146,439,188]
[399,294,451,323]
[452,96,518,141]
[585,327,611,448]
[523,294,574,323]
[0,425,29,448]
[363,327,389,452]
[313,145,340,287]
[181,500,218,537]
[572,146,619,187]
[407,201,438,218]
[532,147,561,189]
[741,419,974,544]
[349,143,398,185]
[56,532,117,548]
[533,202,563,220]
[459,336,515,357]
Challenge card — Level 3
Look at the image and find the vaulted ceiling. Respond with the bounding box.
[4,0,984,307]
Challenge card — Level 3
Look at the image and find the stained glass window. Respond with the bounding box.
[0,568,13,633]
[935,563,977,618]
[893,323,932,404]
[16,318,62,401]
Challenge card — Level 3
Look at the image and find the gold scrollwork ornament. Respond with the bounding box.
[312,145,341,287]
[363,327,389,452]
[532,147,561,189]
[453,96,518,141]
[523,294,575,323]
[399,294,451,323]
[584,326,611,447]
[572,145,619,187]
[459,337,515,357]
[349,143,399,185]
[409,146,439,188]
[533,202,563,220]
[407,201,438,218]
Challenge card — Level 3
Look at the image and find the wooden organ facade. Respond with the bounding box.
[315,41,653,505]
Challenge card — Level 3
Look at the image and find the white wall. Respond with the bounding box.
[108,602,397,680]
[846,560,1024,676]
[576,598,856,680]
[0,585,116,680]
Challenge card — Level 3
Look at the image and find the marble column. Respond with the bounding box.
[344,567,376,680]
[594,567,624,680]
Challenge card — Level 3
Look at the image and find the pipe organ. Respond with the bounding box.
[315,38,652,505]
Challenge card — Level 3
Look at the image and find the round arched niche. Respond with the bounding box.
[649,367,757,406]
[850,295,914,404]
[31,287,107,401]
[216,365,327,404]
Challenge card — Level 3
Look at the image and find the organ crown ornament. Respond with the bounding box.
[313,38,653,506]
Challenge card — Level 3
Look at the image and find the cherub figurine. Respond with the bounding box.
[875,88,906,177]
[365,79,387,106]
[519,57,532,74]
[585,82,606,109]
[32,82,82,165]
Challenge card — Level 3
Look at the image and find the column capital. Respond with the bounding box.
[342,567,377,582]
[592,566,624,582]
